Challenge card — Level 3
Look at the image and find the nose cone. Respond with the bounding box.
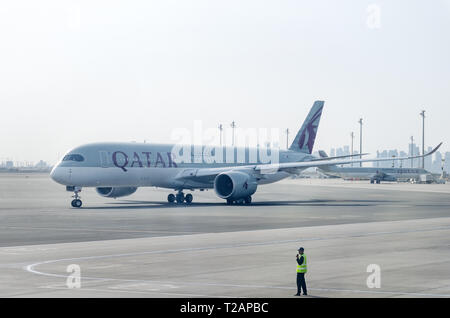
[50,165,70,185]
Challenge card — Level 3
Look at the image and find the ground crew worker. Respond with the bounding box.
[295,247,308,296]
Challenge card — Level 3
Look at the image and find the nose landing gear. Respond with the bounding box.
[68,186,82,208]
[71,198,82,208]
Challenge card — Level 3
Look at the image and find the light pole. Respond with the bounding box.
[376,150,380,168]
[285,128,290,150]
[350,132,354,167]
[218,124,223,146]
[358,118,363,167]
[420,110,425,169]
[230,121,236,146]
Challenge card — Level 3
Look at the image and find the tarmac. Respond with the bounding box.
[1,173,450,297]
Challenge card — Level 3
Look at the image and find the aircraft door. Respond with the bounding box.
[99,151,109,168]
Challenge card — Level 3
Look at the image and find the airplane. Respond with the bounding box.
[50,101,442,207]
[317,151,432,184]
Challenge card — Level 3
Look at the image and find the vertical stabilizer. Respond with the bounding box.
[289,101,324,154]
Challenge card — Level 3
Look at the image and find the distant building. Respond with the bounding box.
[0,159,51,172]
[445,152,450,173]
[332,146,352,166]
[408,143,421,168]
[432,151,443,174]
[35,160,49,169]
[330,148,336,157]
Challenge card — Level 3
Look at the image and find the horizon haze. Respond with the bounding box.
[1,1,449,165]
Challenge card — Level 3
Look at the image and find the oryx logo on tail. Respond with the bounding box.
[289,101,324,154]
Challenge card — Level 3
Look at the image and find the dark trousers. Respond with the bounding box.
[297,273,307,295]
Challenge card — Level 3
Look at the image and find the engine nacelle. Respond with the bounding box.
[96,187,138,198]
[214,171,257,200]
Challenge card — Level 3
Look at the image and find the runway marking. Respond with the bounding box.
[25,224,450,273]
[23,224,450,297]
[25,223,450,275]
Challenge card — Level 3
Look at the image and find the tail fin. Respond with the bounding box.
[289,100,324,154]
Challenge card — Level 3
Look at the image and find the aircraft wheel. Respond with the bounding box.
[370,180,374,184]
[185,193,193,204]
[176,193,185,204]
[226,199,233,205]
[376,180,381,184]
[244,195,252,204]
[71,199,82,208]
[167,194,175,203]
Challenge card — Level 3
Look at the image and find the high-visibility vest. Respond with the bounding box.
[297,254,307,273]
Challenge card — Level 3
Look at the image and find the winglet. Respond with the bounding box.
[426,142,443,157]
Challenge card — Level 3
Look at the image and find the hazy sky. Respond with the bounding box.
[1,0,449,164]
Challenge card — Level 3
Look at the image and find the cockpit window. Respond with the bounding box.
[63,154,85,162]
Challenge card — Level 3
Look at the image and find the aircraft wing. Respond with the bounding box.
[178,142,442,182]
[255,142,442,172]
[311,152,370,162]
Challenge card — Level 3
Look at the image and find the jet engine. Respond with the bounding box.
[214,171,257,200]
[96,187,138,198]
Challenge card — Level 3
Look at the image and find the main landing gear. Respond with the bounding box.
[226,195,252,205]
[168,191,193,204]
[70,187,82,208]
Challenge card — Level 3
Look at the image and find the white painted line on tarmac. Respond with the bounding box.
[23,224,450,297]
[25,223,450,276]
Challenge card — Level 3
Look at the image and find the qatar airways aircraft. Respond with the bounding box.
[50,101,441,207]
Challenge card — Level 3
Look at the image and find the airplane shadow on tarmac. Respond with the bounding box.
[80,199,398,210]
